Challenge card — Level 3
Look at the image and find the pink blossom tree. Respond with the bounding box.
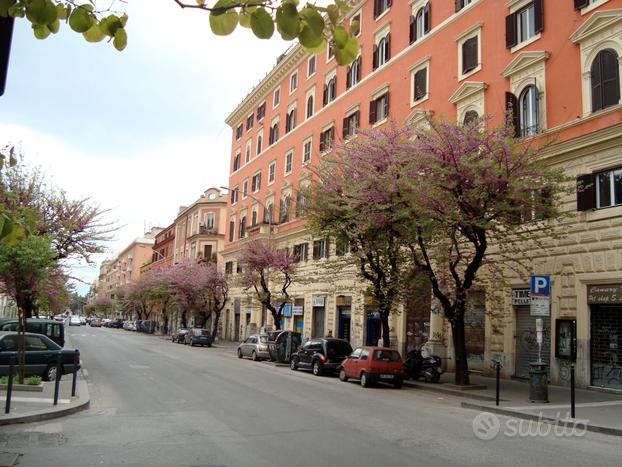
[238,239,298,330]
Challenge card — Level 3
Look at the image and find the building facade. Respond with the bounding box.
[220,0,622,389]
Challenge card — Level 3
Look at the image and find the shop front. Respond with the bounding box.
[293,298,304,336]
[312,295,326,338]
[512,288,551,379]
[588,285,622,390]
[336,295,352,342]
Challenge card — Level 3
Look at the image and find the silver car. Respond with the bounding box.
[237,334,270,361]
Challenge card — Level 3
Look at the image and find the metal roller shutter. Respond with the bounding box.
[515,306,551,378]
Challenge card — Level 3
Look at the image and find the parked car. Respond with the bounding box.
[79,316,87,325]
[172,328,189,343]
[69,316,81,326]
[108,318,124,329]
[184,328,212,347]
[90,318,102,327]
[237,334,270,360]
[0,318,65,347]
[0,331,80,381]
[266,330,302,363]
[290,338,352,376]
[339,347,405,389]
[123,320,136,331]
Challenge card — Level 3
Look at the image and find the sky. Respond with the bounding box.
[0,1,291,295]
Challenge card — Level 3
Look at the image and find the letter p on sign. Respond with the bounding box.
[530,275,550,297]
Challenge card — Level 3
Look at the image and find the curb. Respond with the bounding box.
[0,396,90,426]
[461,401,622,437]
[403,381,503,402]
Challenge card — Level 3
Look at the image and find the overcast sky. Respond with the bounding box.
[0,1,289,295]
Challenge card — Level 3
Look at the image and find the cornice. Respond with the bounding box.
[570,8,622,43]
[501,51,549,78]
[448,81,487,104]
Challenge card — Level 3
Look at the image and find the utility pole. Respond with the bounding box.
[0,16,14,96]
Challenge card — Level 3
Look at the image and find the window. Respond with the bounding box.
[506,1,542,49]
[319,126,334,153]
[327,40,335,61]
[296,190,307,217]
[308,56,316,77]
[235,124,243,140]
[268,161,276,183]
[273,88,281,107]
[257,102,266,121]
[206,212,215,230]
[251,209,258,226]
[410,3,430,44]
[269,120,279,145]
[242,179,248,198]
[303,138,312,164]
[285,151,293,174]
[461,36,478,75]
[346,56,362,89]
[412,66,428,103]
[591,49,620,113]
[455,0,474,12]
[239,216,246,239]
[225,261,233,274]
[279,195,291,223]
[336,238,355,255]
[233,151,241,171]
[323,74,337,106]
[595,168,622,209]
[373,32,391,70]
[245,140,251,163]
[290,71,298,93]
[285,107,297,133]
[264,203,274,224]
[351,12,361,36]
[313,239,329,259]
[257,131,263,154]
[246,113,254,130]
[230,187,239,205]
[373,0,391,18]
[463,110,479,124]
[252,172,261,192]
[342,110,360,140]
[505,86,539,137]
[293,243,308,262]
[228,220,235,242]
[369,91,389,125]
[306,93,314,119]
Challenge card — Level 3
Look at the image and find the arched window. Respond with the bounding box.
[463,110,479,125]
[519,85,539,137]
[591,49,620,112]
[264,203,273,224]
[415,8,425,41]
[306,95,314,118]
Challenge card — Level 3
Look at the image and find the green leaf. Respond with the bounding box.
[275,3,299,41]
[299,6,324,36]
[250,8,273,40]
[0,0,16,17]
[56,3,67,20]
[48,18,59,33]
[332,25,347,48]
[209,8,238,36]
[119,13,128,27]
[298,24,323,49]
[69,6,94,33]
[239,9,252,28]
[26,0,57,26]
[334,34,359,65]
[99,15,122,37]
[327,4,339,25]
[8,3,24,18]
[113,27,127,51]
[32,23,51,39]
[83,23,105,43]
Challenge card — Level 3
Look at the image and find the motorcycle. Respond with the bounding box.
[405,348,443,383]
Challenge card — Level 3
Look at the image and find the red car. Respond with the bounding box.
[339,346,405,389]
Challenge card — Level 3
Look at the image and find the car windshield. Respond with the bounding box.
[259,336,268,343]
[373,350,401,362]
[326,341,353,358]
[192,329,209,336]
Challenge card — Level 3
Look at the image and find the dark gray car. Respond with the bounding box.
[237,335,270,361]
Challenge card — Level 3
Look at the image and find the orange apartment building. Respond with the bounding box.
[221,0,622,389]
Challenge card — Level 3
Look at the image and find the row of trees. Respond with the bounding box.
[86,259,229,337]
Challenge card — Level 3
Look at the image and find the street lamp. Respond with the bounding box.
[220,186,273,238]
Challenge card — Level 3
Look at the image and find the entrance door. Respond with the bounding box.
[338,306,351,341]
[465,292,486,371]
[366,313,381,346]
[591,305,622,390]
[515,306,550,379]
[312,306,325,338]
[234,313,240,341]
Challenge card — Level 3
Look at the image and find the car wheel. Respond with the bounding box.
[394,379,403,389]
[44,364,59,382]
[290,357,299,371]
[237,349,243,359]
[360,371,370,388]
[252,351,258,361]
[207,344,212,348]
[339,369,348,382]
[312,361,323,376]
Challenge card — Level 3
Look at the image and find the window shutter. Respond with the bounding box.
[574,0,589,10]
[275,123,279,141]
[332,76,337,98]
[505,91,520,137]
[342,117,349,139]
[346,65,352,89]
[462,36,477,73]
[373,44,379,70]
[424,3,430,33]
[591,53,603,112]
[385,33,391,60]
[602,50,621,109]
[533,0,543,34]
[355,110,360,132]
[409,15,415,44]
[373,0,379,18]
[384,92,390,117]
[387,0,392,8]
[356,56,362,81]
[455,0,463,13]
[505,13,517,49]
[576,174,596,211]
[292,109,296,128]
[323,84,328,106]
[369,99,377,124]
[414,68,426,100]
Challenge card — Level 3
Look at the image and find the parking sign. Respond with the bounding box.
[530,275,551,316]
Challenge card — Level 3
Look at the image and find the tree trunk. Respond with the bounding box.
[212,311,221,339]
[451,316,470,386]
[380,312,391,347]
[180,311,187,329]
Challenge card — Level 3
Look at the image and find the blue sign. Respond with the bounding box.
[530,275,550,297]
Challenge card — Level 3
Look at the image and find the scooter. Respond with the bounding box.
[405,348,443,383]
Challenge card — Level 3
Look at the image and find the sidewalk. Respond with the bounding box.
[412,372,622,436]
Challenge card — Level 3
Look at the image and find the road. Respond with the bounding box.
[1,327,621,466]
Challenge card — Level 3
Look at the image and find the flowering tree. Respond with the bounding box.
[143,267,174,335]
[238,238,297,330]
[306,124,416,347]
[120,277,151,320]
[201,263,229,338]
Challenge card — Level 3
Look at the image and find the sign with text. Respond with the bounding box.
[312,296,325,307]
[512,289,530,306]
[530,275,550,316]
[587,284,622,304]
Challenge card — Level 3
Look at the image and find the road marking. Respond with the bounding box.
[0,396,70,404]
[129,364,150,369]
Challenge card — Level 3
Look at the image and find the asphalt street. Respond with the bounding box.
[1,327,621,467]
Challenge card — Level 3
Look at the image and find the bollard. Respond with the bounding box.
[53,351,62,406]
[570,363,576,419]
[71,349,79,397]
[5,352,16,414]
[495,361,501,406]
